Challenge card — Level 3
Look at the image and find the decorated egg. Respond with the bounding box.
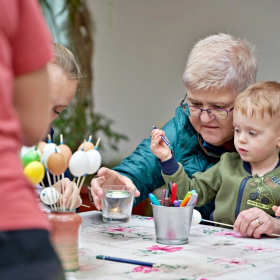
[57,144,72,165]
[68,150,89,177]
[191,209,202,226]
[40,187,60,205]
[40,143,61,168]
[38,141,47,153]
[24,161,45,185]
[47,152,67,175]
[86,149,101,174]
[21,149,40,168]
[78,141,95,152]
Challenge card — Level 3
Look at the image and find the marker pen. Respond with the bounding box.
[171,183,177,204]
[153,126,173,151]
[148,193,161,206]
[187,193,198,206]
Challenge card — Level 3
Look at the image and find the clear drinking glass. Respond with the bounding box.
[100,185,135,223]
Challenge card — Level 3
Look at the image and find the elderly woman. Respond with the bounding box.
[91,33,279,238]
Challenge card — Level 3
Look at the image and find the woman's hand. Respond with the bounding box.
[150,129,172,162]
[90,167,140,210]
[52,178,82,209]
[233,207,280,238]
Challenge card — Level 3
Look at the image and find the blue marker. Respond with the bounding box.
[149,193,161,206]
[153,126,173,151]
[187,193,198,206]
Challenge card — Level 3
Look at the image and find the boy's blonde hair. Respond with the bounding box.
[234,81,280,122]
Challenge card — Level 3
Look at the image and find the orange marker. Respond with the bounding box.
[180,192,192,207]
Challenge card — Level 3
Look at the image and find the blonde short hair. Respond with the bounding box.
[182,33,258,95]
[51,42,81,81]
[234,81,280,121]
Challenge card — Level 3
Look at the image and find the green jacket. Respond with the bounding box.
[113,106,227,218]
[162,152,280,225]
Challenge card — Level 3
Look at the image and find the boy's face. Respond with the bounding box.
[233,110,280,166]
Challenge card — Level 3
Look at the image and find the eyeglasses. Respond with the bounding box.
[180,93,234,120]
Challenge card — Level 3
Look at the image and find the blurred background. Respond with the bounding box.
[40,0,280,213]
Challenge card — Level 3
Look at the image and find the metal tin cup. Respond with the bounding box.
[152,203,194,245]
[101,185,135,223]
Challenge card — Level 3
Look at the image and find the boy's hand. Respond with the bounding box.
[272,205,280,217]
[150,129,172,162]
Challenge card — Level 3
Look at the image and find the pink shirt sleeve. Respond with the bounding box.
[11,0,53,76]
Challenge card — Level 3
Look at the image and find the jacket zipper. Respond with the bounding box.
[235,177,251,219]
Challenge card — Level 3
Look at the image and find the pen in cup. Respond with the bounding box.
[148,193,161,206]
[187,193,198,206]
[171,183,177,204]
[153,126,173,151]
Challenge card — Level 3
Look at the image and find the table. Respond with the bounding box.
[66,211,280,280]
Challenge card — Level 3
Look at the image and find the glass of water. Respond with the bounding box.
[100,185,135,223]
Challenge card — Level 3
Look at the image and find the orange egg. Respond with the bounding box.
[78,141,95,151]
[47,152,67,175]
[38,141,47,153]
[58,144,72,166]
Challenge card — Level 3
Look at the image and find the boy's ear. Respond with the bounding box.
[277,131,280,148]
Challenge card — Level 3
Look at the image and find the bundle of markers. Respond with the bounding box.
[149,182,198,207]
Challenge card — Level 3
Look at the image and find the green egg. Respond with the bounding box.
[21,150,40,167]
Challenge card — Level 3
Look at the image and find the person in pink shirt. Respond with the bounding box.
[0,0,64,279]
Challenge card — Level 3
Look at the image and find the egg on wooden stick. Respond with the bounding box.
[57,134,72,166]
[47,148,67,176]
[86,137,102,175]
[77,135,95,151]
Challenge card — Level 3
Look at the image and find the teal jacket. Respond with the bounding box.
[113,106,227,218]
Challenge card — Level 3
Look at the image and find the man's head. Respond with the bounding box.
[181,34,258,149]
[233,81,280,167]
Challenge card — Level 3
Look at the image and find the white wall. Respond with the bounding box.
[87,0,280,164]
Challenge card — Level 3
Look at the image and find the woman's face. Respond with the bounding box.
[48,64,78,123]
[186,87,236,148]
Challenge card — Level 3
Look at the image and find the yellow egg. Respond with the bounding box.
[57,144,72,166]
[24,162,45,185]
[47,152,67,175]
[78,142,95,151]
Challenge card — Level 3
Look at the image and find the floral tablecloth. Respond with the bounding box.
[66,211,280,280]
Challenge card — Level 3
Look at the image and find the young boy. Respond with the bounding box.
[151,81,280,236]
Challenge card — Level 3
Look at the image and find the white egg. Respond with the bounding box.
[191,209,202,226]
[86,149,101,175]
[40,187,60,205]
[40,143,61,169]
[68,150,89,177]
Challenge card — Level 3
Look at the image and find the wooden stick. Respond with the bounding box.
[202,219,280,237]
[62,173,65,212]
[46,170,57,211]
[78,175,86,193]
[95,137,101,149]
[76,176,81,188]
[69,183,79,211]
[81,204,90,208]
[202,219,233,228]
